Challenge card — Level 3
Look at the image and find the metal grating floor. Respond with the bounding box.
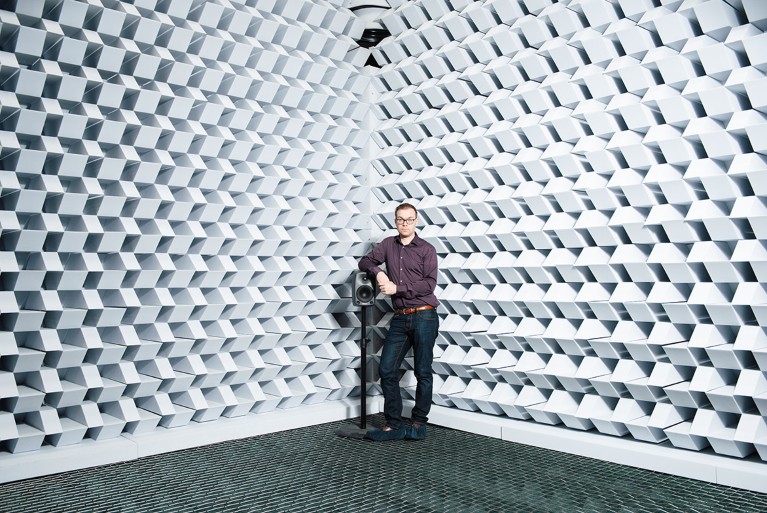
[1,415,765,513]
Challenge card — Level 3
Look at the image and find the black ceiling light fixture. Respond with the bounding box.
[347,0,392,66]
[355,24,392,49]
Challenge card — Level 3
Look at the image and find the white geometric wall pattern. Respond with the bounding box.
[0,0,371,455]
[367,0,767,462]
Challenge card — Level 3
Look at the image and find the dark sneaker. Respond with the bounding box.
[405,422,426,441]
[365,426,406,441]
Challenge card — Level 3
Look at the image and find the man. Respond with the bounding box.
[358,202,440,441]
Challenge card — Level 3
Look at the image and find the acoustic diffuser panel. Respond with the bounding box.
[367,0,767,462]
[0,0,372,456]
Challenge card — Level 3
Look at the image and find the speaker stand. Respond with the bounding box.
[359,304,368,429]
[335,305,371,439]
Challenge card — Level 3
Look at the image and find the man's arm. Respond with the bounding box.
[359,240,390,286]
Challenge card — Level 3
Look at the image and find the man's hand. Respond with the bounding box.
[380,281,397,296]
[376,272,389,288]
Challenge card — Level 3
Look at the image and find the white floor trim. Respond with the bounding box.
[0,397,382,484]
[426,406,767,494]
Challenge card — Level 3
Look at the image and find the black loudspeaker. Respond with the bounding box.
[353,272,376,306]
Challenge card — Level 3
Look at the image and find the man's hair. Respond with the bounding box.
[395,202,418,218]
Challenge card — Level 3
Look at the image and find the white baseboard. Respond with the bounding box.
[426,405,767,494]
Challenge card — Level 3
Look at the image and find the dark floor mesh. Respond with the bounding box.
[1,415,765,513]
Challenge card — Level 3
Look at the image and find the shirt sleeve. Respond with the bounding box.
[358,239,388,277]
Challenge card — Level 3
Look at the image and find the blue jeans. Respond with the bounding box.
[378,308,439,429]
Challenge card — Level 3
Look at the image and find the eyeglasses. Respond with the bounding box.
[395,217,416,225]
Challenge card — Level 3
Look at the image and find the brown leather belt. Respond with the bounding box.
[395,305,435,315]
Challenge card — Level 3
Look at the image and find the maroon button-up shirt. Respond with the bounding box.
[358,233,440,310]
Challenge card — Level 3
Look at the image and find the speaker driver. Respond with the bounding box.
[356,283,373,303]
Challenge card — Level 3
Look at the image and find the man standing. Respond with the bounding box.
[358,202,440,441]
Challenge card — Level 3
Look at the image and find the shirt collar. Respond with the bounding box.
[397,233,421,246]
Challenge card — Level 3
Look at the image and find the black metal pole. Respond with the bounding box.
[360,305,367,429]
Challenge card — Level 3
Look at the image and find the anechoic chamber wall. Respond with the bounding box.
[0,0,372,458]
[366,0,767,462]
[1,0,766,479]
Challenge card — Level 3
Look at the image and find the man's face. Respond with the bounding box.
[395,207,417,237]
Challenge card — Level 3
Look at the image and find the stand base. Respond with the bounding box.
[335,424,369,440]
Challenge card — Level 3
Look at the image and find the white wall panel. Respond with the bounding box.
[0,0,369,465]
[367,0,767,466]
